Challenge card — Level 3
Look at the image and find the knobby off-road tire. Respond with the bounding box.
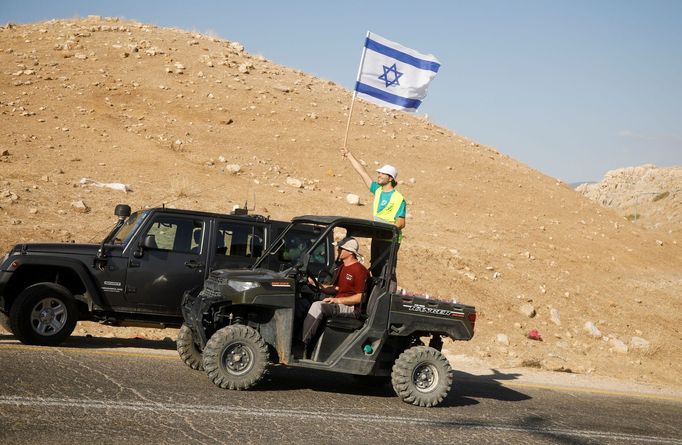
[176,323,204,371]
[391,345,453,407]
[202,325,269,390]
[9,283,78,346]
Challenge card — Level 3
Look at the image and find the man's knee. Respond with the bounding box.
[308,301,324,318]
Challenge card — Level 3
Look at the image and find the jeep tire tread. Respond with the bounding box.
[9,283,78,346]
[391,345,452,407]
[202,324,269,390]
[177,323,204,371]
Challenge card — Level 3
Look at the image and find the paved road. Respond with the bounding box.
[0,334,680,445]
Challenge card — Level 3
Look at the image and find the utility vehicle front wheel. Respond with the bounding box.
[202,325,269,390]
[391,345,452,407]
[9,283,78,346]
[176,323,204,371]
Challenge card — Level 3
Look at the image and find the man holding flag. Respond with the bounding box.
[340,31,441,229]
[341,147,406,230]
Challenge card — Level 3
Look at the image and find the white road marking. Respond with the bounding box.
[1,395,679,444]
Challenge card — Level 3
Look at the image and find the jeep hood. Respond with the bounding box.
[10,243,100,256]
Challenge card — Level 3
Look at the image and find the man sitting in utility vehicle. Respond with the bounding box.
[300,237,369,350]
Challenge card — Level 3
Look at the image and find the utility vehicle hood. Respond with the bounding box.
[208,268,287,283]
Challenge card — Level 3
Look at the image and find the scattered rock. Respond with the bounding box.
[496,333,509,346]
[273,84,291,93]
[2,190,19,202]
[238,62,254,74]
[519,303,536,318]
[71,200,90,213]
[583,321,602,338]
[345,193,360,205]
[609,337,629,354]
[224,164,241,174]
[549,307,561,326]
[630,336,650,350]
[286,177,303,188]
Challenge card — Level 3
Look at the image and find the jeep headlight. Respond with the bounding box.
[227,280,260,292]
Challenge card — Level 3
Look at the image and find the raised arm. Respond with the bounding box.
[341,147,373,189]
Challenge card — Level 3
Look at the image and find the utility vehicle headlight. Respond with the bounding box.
[227,280,260,292]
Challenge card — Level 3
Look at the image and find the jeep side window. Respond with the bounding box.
[144,217,204,253]
[216,221,264,258]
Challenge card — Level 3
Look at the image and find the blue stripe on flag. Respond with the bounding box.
[365,38,440,73]
[355,82,422,110]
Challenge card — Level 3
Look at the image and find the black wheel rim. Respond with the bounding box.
[412,362,439,393]
[220,342,254,376]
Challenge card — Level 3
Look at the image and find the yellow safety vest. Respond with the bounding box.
[373,188,405,224]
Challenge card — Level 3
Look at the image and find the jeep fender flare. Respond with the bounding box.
[10,256,108,312]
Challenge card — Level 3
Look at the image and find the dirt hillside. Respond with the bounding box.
[1,17,681,387]
[576,164,682,233]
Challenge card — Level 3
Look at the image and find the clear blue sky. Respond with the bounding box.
[2,0,681,183]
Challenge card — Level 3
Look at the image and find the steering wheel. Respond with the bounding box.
[306,269,321,294]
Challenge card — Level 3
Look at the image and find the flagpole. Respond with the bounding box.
[342,31,371,151]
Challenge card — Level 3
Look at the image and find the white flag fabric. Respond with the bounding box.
[355,32,440,112]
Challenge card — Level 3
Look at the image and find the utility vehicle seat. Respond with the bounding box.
[324,275,378,331]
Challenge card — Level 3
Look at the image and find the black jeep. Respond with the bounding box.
[181,216,476,407]
[0,205,332,346]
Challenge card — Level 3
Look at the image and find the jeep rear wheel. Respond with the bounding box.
[176,323,204,371]
[9,283,78,346]
[391,345,452,407]
[202,325,269,390]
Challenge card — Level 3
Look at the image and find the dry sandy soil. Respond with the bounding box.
[1,17,681,388]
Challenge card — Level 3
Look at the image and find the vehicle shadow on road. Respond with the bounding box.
[449,368,531,403]
[0,333,177,351]
[253,365,529,408]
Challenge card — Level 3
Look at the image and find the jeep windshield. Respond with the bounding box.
[109,210,149,246]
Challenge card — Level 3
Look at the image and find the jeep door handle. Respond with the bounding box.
[184,260,204,269]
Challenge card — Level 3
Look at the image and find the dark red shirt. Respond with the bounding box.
[335,261,369,302]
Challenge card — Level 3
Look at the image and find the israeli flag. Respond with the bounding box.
[354,32,440,112]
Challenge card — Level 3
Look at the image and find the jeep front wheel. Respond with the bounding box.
[391,345,452,407]
[202,325,269,390]
[9,283,78,346]
[176,323,204,371]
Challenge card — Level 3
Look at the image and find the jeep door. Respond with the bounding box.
[124,214,208,317]
[208,219,267,271]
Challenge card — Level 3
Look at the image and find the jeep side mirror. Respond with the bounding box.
[133,234,157,258]
[143,234,157,249]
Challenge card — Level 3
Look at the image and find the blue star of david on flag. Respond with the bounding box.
[354,32,440,112]
[378,63,403,88]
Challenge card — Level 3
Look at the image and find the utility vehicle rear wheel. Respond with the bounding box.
[202,325,269,390]
[391,345,452,407]
[176,323,204,371]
